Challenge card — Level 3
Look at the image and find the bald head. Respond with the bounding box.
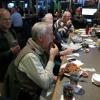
[42,13,53,25]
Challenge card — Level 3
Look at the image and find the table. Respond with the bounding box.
[51,47,100,100]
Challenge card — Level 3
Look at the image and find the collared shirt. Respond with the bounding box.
[18,38,55,90]
[54,18,74,32]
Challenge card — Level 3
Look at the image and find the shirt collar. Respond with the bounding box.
[27,38,45,56]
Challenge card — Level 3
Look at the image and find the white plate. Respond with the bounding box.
[61,43,69,49]
[92,73,100,86]
[61,43,82,51]
[80,34,89,38]
[69,43,82,51]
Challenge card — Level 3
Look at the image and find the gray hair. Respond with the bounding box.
[42,13,53,23]
[32,22,49,41]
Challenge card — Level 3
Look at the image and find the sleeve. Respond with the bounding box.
[54,19,61,30]
[18,53,55,90]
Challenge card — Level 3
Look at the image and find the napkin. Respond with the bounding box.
[71,60,84,67]
[81,67,96,72]
[67,53,80,57]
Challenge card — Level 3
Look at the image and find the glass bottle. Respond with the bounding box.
[85,25,90,35]
[63,83,73,100]
[91,24,96,37]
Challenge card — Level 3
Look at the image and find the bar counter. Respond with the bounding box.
[51,47,100,100]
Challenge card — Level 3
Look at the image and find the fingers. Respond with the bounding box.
[49,44,59,60]
[10,45,20,55]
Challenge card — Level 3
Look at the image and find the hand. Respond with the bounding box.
[10,45,20,55]
[59,67,65,75]
[49,44,59,61]
[53,75,58,81]
[67,20,72,26]
[60,48,73,56]
[67,20,72,28]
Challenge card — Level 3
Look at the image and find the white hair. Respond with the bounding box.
[32,22,50,41]
[42,13,53,24]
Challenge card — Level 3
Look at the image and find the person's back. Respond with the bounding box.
[11,12,23,27]
[11,7,24,48]
[11,7,23,27]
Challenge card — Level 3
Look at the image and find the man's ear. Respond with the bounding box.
[38,35,43,43]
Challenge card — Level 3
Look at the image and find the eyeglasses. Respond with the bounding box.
[62,16,71,18]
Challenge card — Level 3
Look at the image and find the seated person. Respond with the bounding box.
[72,7,87,29]
[0,8,20,82]
[54,11,74,43]
[10,7,24,48]
[93,8,100,25]
[3,22,59,100]
[42,13,73,76]
[42,13,73,54]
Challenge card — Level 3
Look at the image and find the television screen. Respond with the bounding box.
[82,8,97,16]
[25,3,28,8]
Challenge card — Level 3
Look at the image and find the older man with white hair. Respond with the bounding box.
[42,13,73,56]
[3,22,59,100]
[54,11,74,42]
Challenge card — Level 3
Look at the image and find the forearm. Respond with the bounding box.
[18,53,55,89]
[59,48,73,56]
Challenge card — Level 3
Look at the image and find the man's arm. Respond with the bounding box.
[18,53,55,90]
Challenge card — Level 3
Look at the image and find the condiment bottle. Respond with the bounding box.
[85,25,90,35]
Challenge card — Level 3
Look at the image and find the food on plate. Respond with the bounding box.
[64,63,79,73]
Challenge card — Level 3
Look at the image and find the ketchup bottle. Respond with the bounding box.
[85,25,90,35]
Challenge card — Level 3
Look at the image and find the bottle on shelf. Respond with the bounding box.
[91,24,96,37]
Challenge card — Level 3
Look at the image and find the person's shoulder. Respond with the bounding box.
[9,28,17,37]
[12,12,20,16]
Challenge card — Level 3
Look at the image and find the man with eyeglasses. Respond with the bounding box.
[54,11,74,43]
